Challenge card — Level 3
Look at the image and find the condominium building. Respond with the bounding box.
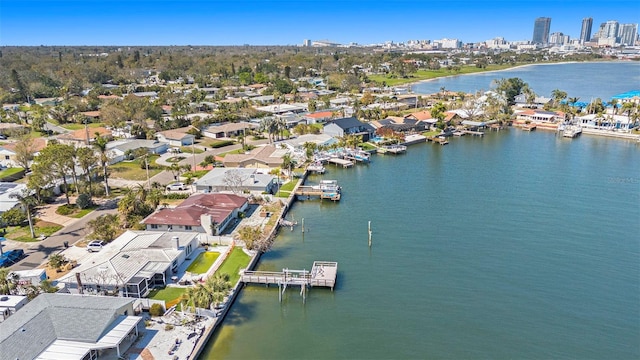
[532,17,551,44]
[580,17,593,43]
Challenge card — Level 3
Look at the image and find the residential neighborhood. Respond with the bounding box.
[0,42,638,360]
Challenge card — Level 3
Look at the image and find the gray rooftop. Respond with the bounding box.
[0,293,133,360]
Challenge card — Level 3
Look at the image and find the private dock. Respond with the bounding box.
[328,157,354,168]
[427,136,449,145]
[522,124,537,131]
[307,163,326,174]
[240,261,338,302]
[378,144,407,154]
[462,129,485,136]
[562,125,582,138]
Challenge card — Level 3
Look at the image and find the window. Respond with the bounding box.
[4,156,9,160]
[150,224,158,229]
[185,225,192,230]
[168,225,173,230]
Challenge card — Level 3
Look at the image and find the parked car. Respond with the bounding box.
[0,249,25,267]
[86,241,104,252]
[166,182,187,191]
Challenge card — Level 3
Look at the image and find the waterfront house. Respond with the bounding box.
[0,293,143,360]
[255,103,308,114]
[514,109,565,128]
[156,127,196,146]
[57,231,198,297]
[222,144,287,168]
[323,116,376,142]
[514,94,552,109]
[142,193,248,235]
[372,116,428,133]
[193,167,279,194]
[576,113,637,132]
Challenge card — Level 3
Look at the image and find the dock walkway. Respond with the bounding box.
[241,261,338,301]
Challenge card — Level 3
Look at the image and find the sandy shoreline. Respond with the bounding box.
[402,60,626,91]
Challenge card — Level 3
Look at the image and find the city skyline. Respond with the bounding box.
[0,0,638,46]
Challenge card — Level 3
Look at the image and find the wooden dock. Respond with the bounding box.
[462,130,485,136]
[294,186,341,201]
[240,261,338,302]
[328,157,354,167]
[522,124,537,131]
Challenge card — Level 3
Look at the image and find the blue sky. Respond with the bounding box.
[1,0,638,46]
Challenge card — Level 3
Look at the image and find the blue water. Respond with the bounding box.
[201,62,640,360]
[411,61,640,101]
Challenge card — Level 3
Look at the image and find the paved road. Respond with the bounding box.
[9,199,119,271]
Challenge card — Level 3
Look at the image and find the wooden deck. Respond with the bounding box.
[427,136,449,145]
[240,261,338,302]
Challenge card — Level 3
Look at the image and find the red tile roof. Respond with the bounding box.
[305,111,334,119]
[142,193,248,226]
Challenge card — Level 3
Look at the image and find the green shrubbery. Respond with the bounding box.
[76,194,93,209]
[210,140,235,148]
[1,208,27,226]
[149,303,165,317]
[56,204,75,216]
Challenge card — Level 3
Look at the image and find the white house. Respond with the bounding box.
[576,114,638,132]
[156,127,196,147]
[57,231,199,298]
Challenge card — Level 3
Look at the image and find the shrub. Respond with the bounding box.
[56,204,75,216]
[210,140,235,148]
[2,208,26,226]
[76,194,93,209]
[164,324,174,331]
[149,303,165,317]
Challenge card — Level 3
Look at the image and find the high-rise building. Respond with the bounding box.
[602,20,619,39]
[580,17,593,43]
[532,17,551,44]
[618,24,638,46]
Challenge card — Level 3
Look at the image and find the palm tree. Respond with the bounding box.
[10,188,36,238]
[0,268,20,295]
[93,134,111,197]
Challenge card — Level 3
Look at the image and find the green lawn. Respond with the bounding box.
[276,180,298,198]
[5,220,63,242]
[182,170,210,178]
[61,123,105,130]
[0,167,25,181]
[217,148,245,157]
[422,130,442,137]
[186,251,220,274]
[179,146,204,154]
[109,155,163,180]
[209,139,236,148]
[367,64,519,86]
[148,287,186,310]
[215,247,251,285]
[70,206,97,218]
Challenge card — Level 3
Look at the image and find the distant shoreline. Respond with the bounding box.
[404,60,630,92]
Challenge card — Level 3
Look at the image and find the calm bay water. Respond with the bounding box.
[411,61,640,101]
[202,131,639,359]
[201,63,640,360]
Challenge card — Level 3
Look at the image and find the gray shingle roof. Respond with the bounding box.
[0,293,133,360]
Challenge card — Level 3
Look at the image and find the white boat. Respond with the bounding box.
[312,179,341,193]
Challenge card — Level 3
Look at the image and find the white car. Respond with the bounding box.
[166,182,187,191]
[86,241,104,252]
